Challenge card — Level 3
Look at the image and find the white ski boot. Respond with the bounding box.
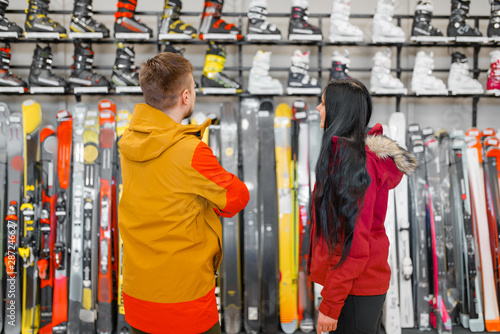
[411,51,448,95]
[372,0,405,43]
[286,49,321,95]
[329,0,363,42]
[448,51,484,95]
[248,50,283,95]
[246,0,281,41]
[370,48,407,94]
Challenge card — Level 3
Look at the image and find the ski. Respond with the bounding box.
[219,102,242,334]
[307,109,323,321]
[81,110,100,333]
[0,102,10,333]
[20,99,42,334]
[257,99,279,334]
[274,103,298,334]
[116,109,132,334]
[381,124,402,334]
[388,113,414,328]
[425,133,452,334]
[240,98,260,334]
[293,99,313,333]
[68,103,87,333]
[466,130,500,331]
[4,112,24,334]
[450,132,482,330]
[52,110,73,334]
[97,109,116,334]
[38,126,57,334]
[407,128,431,331]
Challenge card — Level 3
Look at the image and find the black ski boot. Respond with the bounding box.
[199,0,242,40]
[114,0,153,38]
[0,0,23,37]
[0,44,27,91]
[447,0,483,39]
[411,1,444,40]
[329,50,351,81]
[111,43,139,87]
[286,49,320,94]
[246,0,281,40]
[489,0,500,38]
[159,0,197,39]
[201,42,241,93]
[69,42,110,89]
[29,44,68,90]
[70,0,110,38]
[288,5,322,40]
[25,0,67,37]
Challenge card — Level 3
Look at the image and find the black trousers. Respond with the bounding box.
[331,294,386,334]
[131,321,221,334]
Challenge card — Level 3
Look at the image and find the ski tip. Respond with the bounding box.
[98,99,116,113]
[485,319,500,332]
[40,126,56,143]
[21,99,42,134]
[275,103,292,118]
[280,320,298,334]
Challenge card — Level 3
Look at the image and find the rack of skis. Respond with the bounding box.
[0,98,130,334]
[383,118,500,334]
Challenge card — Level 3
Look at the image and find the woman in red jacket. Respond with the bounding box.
[309,79,417,334]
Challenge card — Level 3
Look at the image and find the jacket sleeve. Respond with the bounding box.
[318,157,378,320]
[190,141,249,218]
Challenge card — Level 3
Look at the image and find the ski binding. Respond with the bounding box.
[248,87,283,95]
[449,88,484,95]
[201,87,238,95]
[69,32,104,39]
[30,86,65,94]
[25,32,62,40]
[410,36,453,43]
[371,87,408,95]
[329,35,363,43]
[412,89,448,96]
[73,86,109,94]
[371,36,406,43]
[0,86,25,94]
[0,32,20,38]
[115,86,142,94]
[159,33,194,40]
[288,33,322,41]
[455,36,489,43]
[114,32,151,40]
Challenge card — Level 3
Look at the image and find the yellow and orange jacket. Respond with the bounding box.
[118,103,249,333]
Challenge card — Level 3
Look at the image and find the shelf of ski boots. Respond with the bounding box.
[0,0,499,45]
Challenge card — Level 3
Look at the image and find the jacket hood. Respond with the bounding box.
[119,103,210,162]
[365,123,418,175]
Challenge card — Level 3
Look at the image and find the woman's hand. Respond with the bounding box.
[316,311,338,333]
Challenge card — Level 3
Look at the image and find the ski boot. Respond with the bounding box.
[0,44,27,92]
[0,0,23,37]
[411,1,448,42]
[70,0,110,38]
[288,0,322,41]
[248,50,283,95]
[329,0,363,42]
[199,0,242,40]
[114,0,153,39]
[201,42,242,94]
[447,0,484,42]
[246,0,281,41]
[370,48,407,94]
[329,49,351,81]
[371,0,405,43]
[69,42,110,92]
[488,0,500,40]
[287,49,321,95]
[29,44,68,92]
[159,0,197,40]
[111,43,141,93]
[411,51,447,95]
[448,51,484,94]
[487,50,500,95]
[25,0,67,39]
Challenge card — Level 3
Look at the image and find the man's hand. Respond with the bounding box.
[316,311,338,333]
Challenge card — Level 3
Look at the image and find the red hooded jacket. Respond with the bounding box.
[308,124,417,320]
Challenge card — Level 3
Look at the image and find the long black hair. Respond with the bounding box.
[311,79,373,267]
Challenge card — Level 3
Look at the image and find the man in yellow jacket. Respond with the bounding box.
[118,52,249,334]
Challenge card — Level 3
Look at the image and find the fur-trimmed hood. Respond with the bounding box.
[365,124,418,176]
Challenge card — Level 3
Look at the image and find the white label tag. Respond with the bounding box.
[101,112,112,119]
[100,102,111,109]
[23,100,35,106]
[88,110,98,117]
[294,101,306,108]
[85,120,95,126]
[258,110,269,117]
[57,111,69,119]
[10,115,20,123]
[413,146,424,153]
[248,307,259,321]
[295,111,307,119]
[408,125,419,132]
